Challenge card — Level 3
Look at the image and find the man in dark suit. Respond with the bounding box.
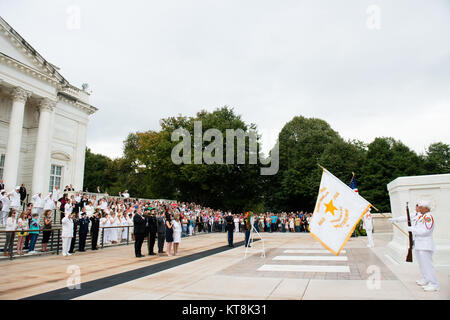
[156,211,166,254]
[78,211,90,252]
[147,209,157,255]
[225,213,235,247]
[69,214,79,254]
[0,179,5,191]
[19,184,27,209]
[90,211,100,250]
[133,208,146,258]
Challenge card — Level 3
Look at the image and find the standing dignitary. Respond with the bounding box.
[133,208,146,258]
[68,210,79,254]
[156,211,166,254]
[78,211,90,252]
[147,210,157,255]
[362,208,374,248]
[390,200,440,291]
[61,213,74,256]
[90,211,100,250]
[0,179,4,191]
[225,213,235,247]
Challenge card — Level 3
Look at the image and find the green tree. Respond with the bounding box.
[423,142,450,174]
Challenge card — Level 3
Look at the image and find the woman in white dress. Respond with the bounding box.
[126,212,134,240]
[119,213,128,241]
[173,214,182,255]
[109,212,118,244]
[101,213,110,245]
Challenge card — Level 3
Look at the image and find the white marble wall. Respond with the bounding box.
[387,174,450,274]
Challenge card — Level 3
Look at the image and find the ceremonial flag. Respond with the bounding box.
[309,167,372,255]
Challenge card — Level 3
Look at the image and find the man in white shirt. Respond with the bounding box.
[9,187,21,219]
[122,190,130,199]
[32,193,44,222]
[0,190,10,226]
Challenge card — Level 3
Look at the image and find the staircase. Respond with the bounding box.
[0,210,135,260]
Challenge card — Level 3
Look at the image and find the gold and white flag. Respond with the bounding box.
[309,168,372,255]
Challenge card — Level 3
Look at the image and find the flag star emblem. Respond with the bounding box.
[324,199,338,216]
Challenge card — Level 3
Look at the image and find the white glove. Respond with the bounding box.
[388,218,396,223]
[407,226,415,233]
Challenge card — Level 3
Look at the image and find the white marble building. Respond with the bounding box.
[0,17,97,196]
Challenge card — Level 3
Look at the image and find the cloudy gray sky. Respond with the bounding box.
[1,0,449,158]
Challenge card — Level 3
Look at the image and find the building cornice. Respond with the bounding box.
[57,94,98,115]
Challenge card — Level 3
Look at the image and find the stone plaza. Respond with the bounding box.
[0,230,448,300]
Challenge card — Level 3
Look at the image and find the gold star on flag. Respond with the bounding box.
[324,199,338,216]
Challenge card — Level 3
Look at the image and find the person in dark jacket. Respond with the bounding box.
[156,211,166,254]
[78,211,90,251]
[19,184,27,207]
[90,210,100,250]
[147,209,157,255]
[69,214,79,254]
[225,213,235,247]
[133,208,146,258]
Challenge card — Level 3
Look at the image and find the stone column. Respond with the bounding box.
[3,87,31,191]
[74,121,87,191]
[31,98,56,195]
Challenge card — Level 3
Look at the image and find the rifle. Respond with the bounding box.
[406,202,413,262]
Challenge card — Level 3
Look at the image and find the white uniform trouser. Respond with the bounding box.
[415,249,439,287]
[234,223,239,233]
[366,228,374,247]
[0,211,8,226]
[62,237,72,255]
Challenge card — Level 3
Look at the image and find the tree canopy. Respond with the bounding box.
[84,108,449,213]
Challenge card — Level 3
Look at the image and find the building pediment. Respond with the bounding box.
[0,17,65,85]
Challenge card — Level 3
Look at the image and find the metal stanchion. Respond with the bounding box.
[50,230,54,251]
[9,232,14,261]
[101,227,104,249]
[126,226,129,245]
[56,229,60,255]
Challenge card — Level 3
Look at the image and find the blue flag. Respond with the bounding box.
[349,174,358,193]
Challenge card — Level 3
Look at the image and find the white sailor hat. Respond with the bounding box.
[15,186,20,190]
[417,200,431,209]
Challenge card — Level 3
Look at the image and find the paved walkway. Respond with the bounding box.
[0,232,448,300]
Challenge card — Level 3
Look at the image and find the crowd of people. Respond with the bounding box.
[1,181,312,258]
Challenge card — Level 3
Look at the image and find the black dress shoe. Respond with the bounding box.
[136,254,144,258]
[149,252,156,255]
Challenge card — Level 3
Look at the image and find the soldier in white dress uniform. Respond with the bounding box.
[389,200,439,292]
[362,208,374,247]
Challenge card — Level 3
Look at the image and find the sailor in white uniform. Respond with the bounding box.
[390,200,439,292]
[362,208,374,248]
[32,193,44,221]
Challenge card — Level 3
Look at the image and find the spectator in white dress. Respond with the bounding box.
[173,214,182,255]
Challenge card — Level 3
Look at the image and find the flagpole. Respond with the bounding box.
[392,222,409,237]
[317,164,326,171]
